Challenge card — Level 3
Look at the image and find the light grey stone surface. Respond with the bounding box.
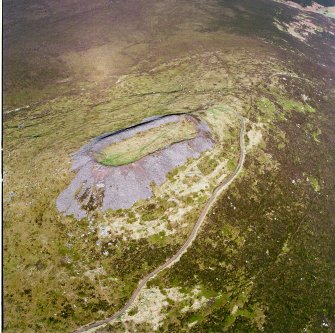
[56,114,214,219]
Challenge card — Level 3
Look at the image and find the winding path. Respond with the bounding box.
[73,117,246,333]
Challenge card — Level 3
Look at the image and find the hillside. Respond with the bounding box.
[3,0,335,332]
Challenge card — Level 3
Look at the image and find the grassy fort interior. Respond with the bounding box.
[96,116,198,167]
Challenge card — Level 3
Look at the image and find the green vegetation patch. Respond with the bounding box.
[96,117,198,166]
[256,97,276,119]
[256,90,316,125]
[307,175,321,192]
[277,96,316,114]
[197,156,219,175]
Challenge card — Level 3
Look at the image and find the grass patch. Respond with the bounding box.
[96,117,198,166]
[307,175,321,192]
[197,156,219,175]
